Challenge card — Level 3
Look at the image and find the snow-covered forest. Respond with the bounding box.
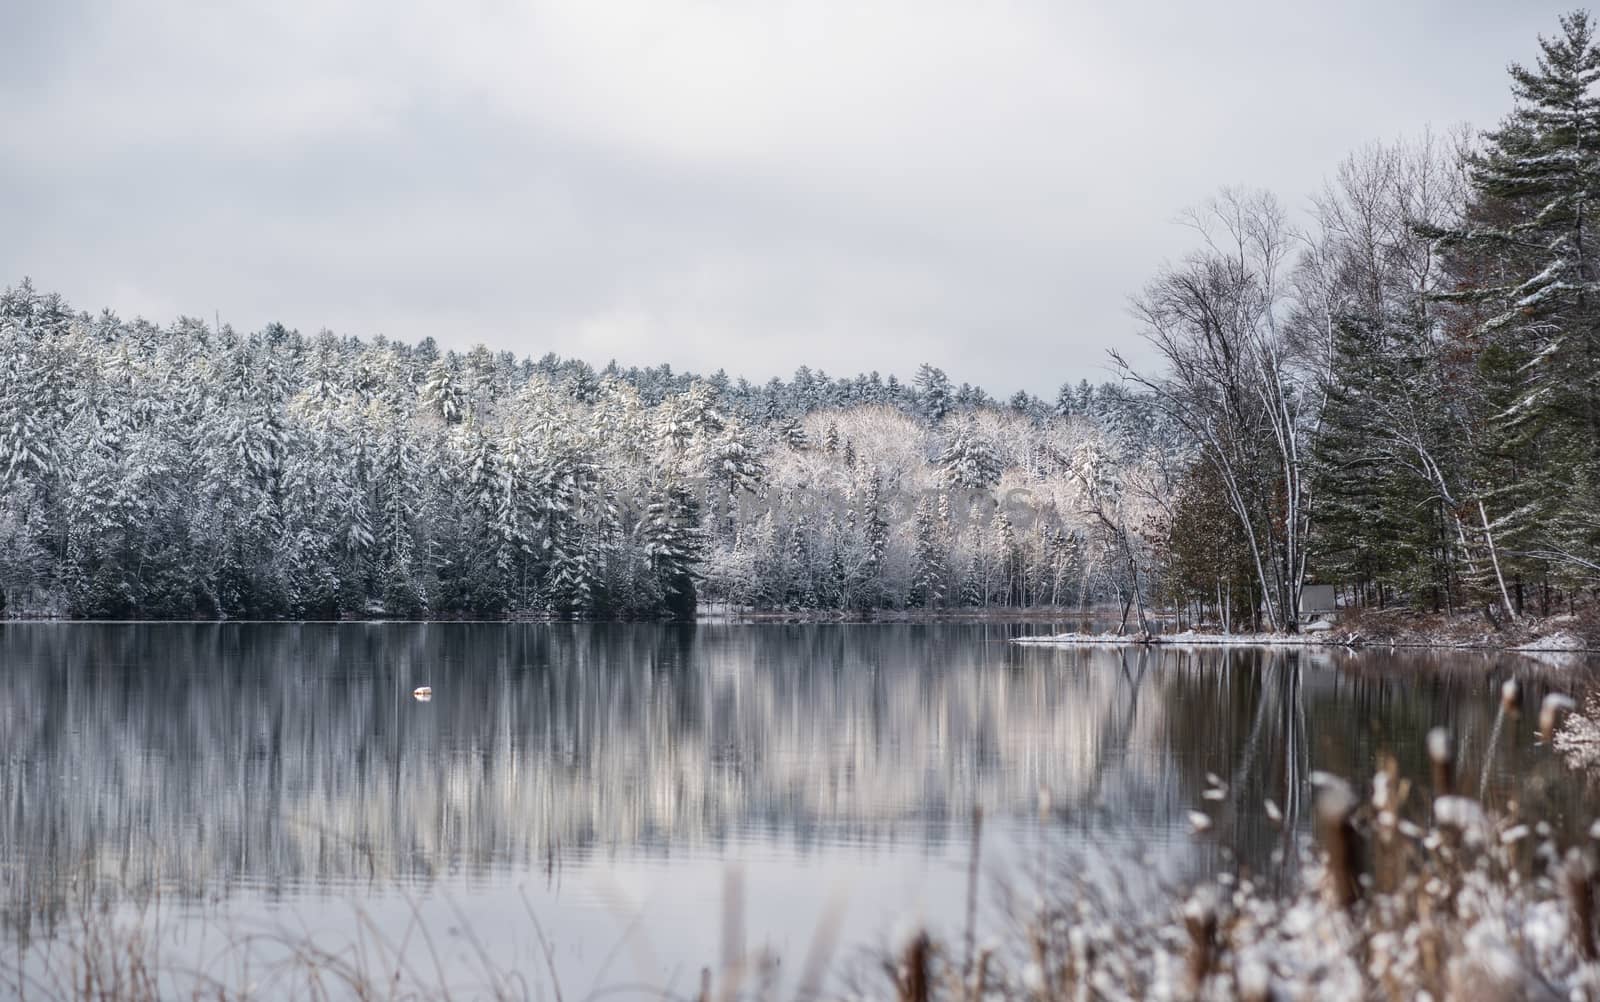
[7,10,1600,626]
[0,278,1179,619]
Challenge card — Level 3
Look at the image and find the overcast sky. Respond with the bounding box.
[0,1,1575,396]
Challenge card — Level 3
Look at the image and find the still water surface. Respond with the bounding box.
[0,623,1594,992]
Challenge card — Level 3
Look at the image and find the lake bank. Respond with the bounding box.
[1012,606,1600,660]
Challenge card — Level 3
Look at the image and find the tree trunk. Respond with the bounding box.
[1479,500,1518,622]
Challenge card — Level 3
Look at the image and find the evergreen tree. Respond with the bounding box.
[1313,316,1455,608]
[778,416,808,450]
[0,316,65,491]
[1438,11,1600,577]
[639,478,704,620]
[938,419,1002,489]
[911,497,944,607]
[423,358,467,424]
[706,421,765,538]
[860,472,889,607]
[992,505,1018,606]
[1053,382,1076,418]
[914,363,952,423]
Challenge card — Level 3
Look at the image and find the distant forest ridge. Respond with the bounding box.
[0,278,1173,621]
[1,280,1120,422]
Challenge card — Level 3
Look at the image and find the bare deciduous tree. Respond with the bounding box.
[1118,189,1312,631]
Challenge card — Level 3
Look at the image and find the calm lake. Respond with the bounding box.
[0,622,1594,995]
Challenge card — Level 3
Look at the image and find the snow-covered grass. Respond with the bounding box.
[1556,694,1600,771]
[855,756,1600,1000]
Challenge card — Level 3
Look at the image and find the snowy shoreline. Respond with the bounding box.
[1010,628,1600,656]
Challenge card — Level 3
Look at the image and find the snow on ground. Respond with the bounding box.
[1509,630,1589,668]
[1012,630,1347,648]
[1013,625,1600,657]
[1513,630,1587,652]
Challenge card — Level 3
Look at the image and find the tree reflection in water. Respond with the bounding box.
[0,623,1586,958]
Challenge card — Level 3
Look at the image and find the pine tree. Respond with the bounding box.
[938,419,1002,490]
[1438,11,1600,578]
[823,512,847,608]
[0,332,61,489]
[959,546,984,607]
[423,359,467,424]
[914,363,952,423]
[992,505,1018,606]
[373,418,424,615]
[778,416,808,450]
[860,472,889,607]
[1313,316,1454,607]
[1053,382,1076,418]
[705,421,764,539]
[547,526,597,616]
[639,478,704,619]
[911,496,944,607]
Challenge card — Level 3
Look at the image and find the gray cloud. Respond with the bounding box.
[0,0,1571,395]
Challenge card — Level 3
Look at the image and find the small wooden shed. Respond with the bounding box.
[1300,584,1338,619]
